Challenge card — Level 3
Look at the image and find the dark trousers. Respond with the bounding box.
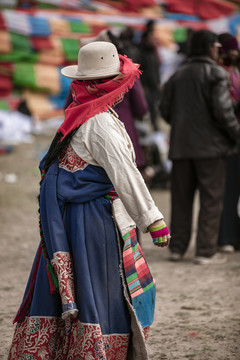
[218,150,240,249]
[145,88,159,131]
[169,158,226,257]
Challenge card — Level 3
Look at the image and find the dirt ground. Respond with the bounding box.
[0,133,240,360]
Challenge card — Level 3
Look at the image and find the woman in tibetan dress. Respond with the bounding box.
[8,41,170,360]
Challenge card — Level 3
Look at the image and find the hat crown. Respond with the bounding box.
[61,41,121,80]
[76,41,120,78]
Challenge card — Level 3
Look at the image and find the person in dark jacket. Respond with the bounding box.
[160,30,240,264]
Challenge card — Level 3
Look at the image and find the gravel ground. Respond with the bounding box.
[1,134,240,360]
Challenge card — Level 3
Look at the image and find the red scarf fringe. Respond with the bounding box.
[58,55,141,140]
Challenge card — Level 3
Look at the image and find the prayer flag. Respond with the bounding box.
[0,12,6,30]
[2,9,31,35]
[0,30,12,53]
[31,36,54,51]
[35,63,60,94]
[0,75,12,96]
[13,63,36,88]
[49,18,71,34]
[61,38,79,61]
[28,15,51,36]
[69,21,91,34]
[10,32,32,52]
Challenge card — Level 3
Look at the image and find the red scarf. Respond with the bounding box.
[58,54,141,140]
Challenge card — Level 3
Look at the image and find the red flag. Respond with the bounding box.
[165,0,236,20]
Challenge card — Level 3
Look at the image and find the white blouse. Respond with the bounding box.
[71,108,163,233]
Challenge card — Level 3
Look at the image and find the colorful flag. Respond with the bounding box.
[28,15,51,36]
[0,30,12,53]
[61,38,79,61]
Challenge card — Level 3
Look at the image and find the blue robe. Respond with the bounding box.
[9,157,155,360]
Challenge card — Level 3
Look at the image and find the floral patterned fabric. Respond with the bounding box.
[9,317,130,360]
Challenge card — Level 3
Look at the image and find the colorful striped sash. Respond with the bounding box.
[122,229,156,299]
[106,190,156,299]
[105,189,156,327]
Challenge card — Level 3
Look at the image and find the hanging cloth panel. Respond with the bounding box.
[28,15,51,37]
[13,63,36,88]
[61,38,79,62]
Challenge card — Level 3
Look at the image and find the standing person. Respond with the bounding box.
[114,78,148,169]
[218,33,240,252]
[119,26,141,63]
[138,30,161,131]
[8,42,170,359]
[160,30,240,265]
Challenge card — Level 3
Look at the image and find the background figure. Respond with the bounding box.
[110,29,148,170]
[138,30,161,131]
[160,29,240,264]
[114,78,148,169]
[119,26,141,63]
[217,33,240,252]
[114,28,170,187]
[16,98,32,117]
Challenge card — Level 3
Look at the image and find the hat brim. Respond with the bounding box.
[61,65,121,80]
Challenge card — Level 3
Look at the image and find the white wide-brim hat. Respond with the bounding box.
[61,41,121,80]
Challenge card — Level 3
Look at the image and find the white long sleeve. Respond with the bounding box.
[71,109,163,232]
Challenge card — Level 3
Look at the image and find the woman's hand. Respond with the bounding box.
[148,219,170,247]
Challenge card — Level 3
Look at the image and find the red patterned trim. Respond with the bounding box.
[143,325,150,340]
[59,144,88,172]
[9,317,130,360]
[51,252,75,307]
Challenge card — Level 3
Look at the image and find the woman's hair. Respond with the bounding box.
[189,30,218,57]
[218,32,239,53]
[41,129,78,175]
[218,32,234,48]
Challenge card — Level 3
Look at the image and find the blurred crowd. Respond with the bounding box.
[3,20,240,261]
[84,21,240,261]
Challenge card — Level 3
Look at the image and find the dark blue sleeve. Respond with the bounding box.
[40,163,69,260]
